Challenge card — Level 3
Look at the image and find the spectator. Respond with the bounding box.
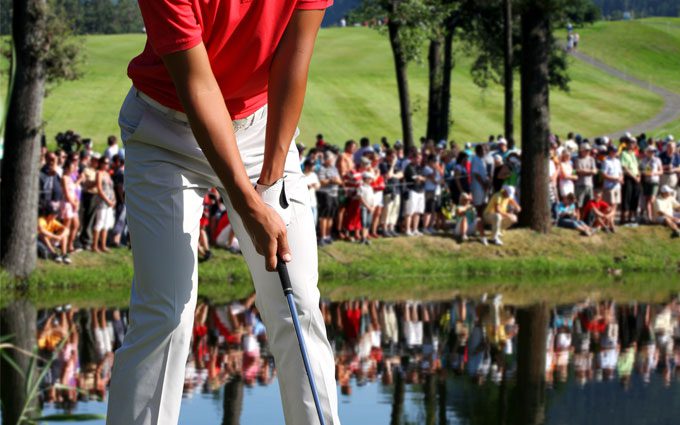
[620,138,641,224]
[403,150,426,236]
[343,157,368,241]
[491,154,511,193]
[556,193,595,236]
[453,193,481,243]
[558,150,577,199]
[659,141,679,197]
[60,156,82,254]
[336,140,357,239]
[38,205,71,264]
[39,152,64,213]
[79,152,100,249]
[481,185,521,246]
[471,145,489,216]
[92,156,115,253]
[379,148,403,237]
[653,186,680,238]
[450,152,470,207]
[422,155,441,234]
[353,137,372,167]
[103,135,120,160]
[317,152,342,246]
[601,146,624,217]
[303,159,320,226]
[369,160,385,238]
[111,154,127,247]
[574,143,597,209]
[358,172,376,245]
[582,189,616,233]
[640,146,663,222]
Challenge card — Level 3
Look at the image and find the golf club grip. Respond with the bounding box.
[276,256,293,295]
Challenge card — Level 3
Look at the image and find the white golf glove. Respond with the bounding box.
[255,177,291,227]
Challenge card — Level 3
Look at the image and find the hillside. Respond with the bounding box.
[2,19,678,150]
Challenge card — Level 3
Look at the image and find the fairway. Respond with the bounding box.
[562,18,680,95]
[3,19,678,150]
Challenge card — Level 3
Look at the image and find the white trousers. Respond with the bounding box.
[106,88,340,425]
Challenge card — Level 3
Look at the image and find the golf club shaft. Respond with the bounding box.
[276,259,327,425]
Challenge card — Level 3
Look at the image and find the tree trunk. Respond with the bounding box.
[423,372,437,425]
[426,36,444,142]
[518,3,551,232]
[1,0,48,278]
[440,28,455,142]
[503,0,514,145]
[222,375,244,425]
[387,18,415,152]
[390,370,405,425]
[514,303,549,425]
[1,299,39,425]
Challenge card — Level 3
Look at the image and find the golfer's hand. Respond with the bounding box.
[242,199,292,272]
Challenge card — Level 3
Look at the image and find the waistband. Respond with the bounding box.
[134,88,267,133]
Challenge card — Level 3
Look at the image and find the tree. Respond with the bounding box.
[518,0,552,232]
[1,0,82,279]
[425,0,459,143]
[351,0,431,152]
[503,0,514,144]
[1,299,39,425]
[513,303,550,424]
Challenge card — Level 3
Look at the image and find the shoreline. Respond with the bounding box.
[0,226,680,293]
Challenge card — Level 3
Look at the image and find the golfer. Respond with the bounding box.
[106,1,340,424]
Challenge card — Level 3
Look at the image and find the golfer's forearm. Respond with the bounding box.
[162,45,259,214]
[260,9,324,185]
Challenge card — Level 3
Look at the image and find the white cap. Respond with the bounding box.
[660,185,674,194]
[624,132,632,139]
[502,185,515,198]
[498,138,507,146]
[362,172,375,180]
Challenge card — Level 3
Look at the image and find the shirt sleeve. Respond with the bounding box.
[138,0,203,56]
[296,0,334,10]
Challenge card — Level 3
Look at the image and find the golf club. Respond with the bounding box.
[276,256,327,425]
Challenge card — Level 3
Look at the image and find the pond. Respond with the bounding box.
[1,289,679,424]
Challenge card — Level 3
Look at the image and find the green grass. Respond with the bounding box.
[1,21,671,150]
[563,18,680,94]
[651,117,680,139]
[3,227,679,307]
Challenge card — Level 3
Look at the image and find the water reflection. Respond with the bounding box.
[4,294,680,424]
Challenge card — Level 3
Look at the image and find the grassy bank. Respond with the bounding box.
[3,227,678,305]
[1,20,670,149]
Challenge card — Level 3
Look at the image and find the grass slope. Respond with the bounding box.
[1,20,671,150]
[564,18,680,95]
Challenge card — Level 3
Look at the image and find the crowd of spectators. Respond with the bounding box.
[34,294,680,413]
[37,133,126,264]
[37,129,680,264]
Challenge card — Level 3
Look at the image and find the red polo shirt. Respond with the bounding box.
[130,0,333,119]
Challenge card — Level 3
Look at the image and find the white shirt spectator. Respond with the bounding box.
[602,157,623,190]
[640,156,662,184]
[303,172,320,208]
[358,183,375,209]
[104,144,119,160]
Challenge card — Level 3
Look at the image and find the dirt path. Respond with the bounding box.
[570,49,680,138]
